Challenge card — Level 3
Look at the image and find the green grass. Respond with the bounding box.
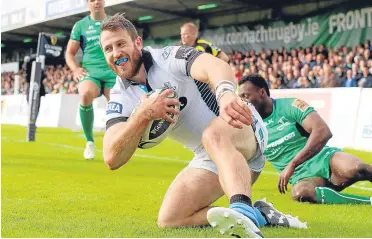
[1,125,372,238]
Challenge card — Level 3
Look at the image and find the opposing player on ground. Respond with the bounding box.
[180,22,229,62]
[100,14,306,238]
[238,74,372,205]
[66,0,116,160]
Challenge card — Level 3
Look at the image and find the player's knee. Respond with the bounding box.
[291,183,316,202]
[202,125,226,148]
[79,90,96,105]
[157,213,179,228]
[355,163,372,179]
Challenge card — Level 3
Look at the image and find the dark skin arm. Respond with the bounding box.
[278,112,333,194]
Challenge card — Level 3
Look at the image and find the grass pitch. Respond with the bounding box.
[1,125,372,238]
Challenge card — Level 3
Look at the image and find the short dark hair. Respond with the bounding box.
[101,13,138,41]
[238,74,270,96]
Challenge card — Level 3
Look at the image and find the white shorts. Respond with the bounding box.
[188,104,267,175]
[188,141,266,175]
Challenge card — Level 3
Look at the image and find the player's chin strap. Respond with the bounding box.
[215,80,237,105]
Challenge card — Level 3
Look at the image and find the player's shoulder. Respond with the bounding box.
[144,45,197,64]
[196,38,212,46]
[74,16,90,26]
[276,98,312,112]
[143,45,181,58]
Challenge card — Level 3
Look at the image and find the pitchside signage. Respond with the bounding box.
[27,61,42,142]
[201,6,372,52]
[1,8,26,32]
[45,0,87,18]
[38,33,66,58]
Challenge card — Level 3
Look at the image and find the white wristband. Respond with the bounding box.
[215,81,236,106]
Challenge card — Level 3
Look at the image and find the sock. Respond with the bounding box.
[80,104,94,142]
[315,187,371,205]
[229,194,261,227]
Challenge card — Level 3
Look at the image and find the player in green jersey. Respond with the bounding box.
[238,74,372,205]
[66,0,116,160]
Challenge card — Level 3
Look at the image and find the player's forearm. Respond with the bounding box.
[291,127,332,168]
[65,52,80,71]
[206,58,237,90]
[103,115,150,170]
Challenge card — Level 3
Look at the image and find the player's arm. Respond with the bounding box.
[65,23,87,81]
[190,52,235,88]
[216,51,229,63]
[103,89,179,170]
[290,112,332,168]
[278,99,332,193]
[65,40,82,72]
[205,40,229,63]
[166,46,252,128]
[103,113,149,170]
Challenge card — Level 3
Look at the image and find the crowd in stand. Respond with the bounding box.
[1,64,79,95]
[229,40,372,89]
[2,40,372,95]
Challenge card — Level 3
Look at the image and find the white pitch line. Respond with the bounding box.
[3,137,372,191]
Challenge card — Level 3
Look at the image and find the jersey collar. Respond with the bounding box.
[121,49,154,89]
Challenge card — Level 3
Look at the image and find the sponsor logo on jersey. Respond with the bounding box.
[267,132,295,149]
[264,119,274,126]
[175,46,196,61]
[276,116,290,131]
[164,82,176,91]
[292,99,309,112]
[179,97,188,111]
[106,102,123,114]
[162,47,172,60]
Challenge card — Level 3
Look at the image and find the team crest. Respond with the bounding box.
[50,35,58,46]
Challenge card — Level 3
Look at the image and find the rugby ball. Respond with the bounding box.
[132,88,180,149]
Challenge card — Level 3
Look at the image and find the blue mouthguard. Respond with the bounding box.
[115,58,128,65]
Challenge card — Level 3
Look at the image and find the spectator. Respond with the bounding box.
[335,66,346,87]
[344,69,358,87]
[358,67,372,87]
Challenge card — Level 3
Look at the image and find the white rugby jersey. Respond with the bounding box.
[106,45,267,152]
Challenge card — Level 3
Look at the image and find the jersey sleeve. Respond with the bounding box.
[283,98,316,125]
[105,81,133,130]
[70,22,81,41]
[150,46,204,78]
[196,39,222,57]
[209,42,222,57]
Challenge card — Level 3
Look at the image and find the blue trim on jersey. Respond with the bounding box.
[80,35,87,55]
[138,84,148,93]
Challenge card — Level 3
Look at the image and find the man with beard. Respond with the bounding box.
[238,74,372,205]
[100,13,307,238]
[66,0,116,160]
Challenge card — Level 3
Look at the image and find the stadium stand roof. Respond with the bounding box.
[0,0,357,44]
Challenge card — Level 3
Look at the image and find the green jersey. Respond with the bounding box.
[263,98,315,172]
[70,16,108,69]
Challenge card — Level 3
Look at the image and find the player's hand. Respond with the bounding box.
[219,91,254,129]
[137,89,180,123]
[278,163,296,194]
[72,67,88,82]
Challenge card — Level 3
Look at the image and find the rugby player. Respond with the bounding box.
[238,74,372,205]
[180,22,229,62]
[100,14,306,238]
[66,0,116,160]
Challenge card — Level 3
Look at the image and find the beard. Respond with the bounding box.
[115,48,143,80]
